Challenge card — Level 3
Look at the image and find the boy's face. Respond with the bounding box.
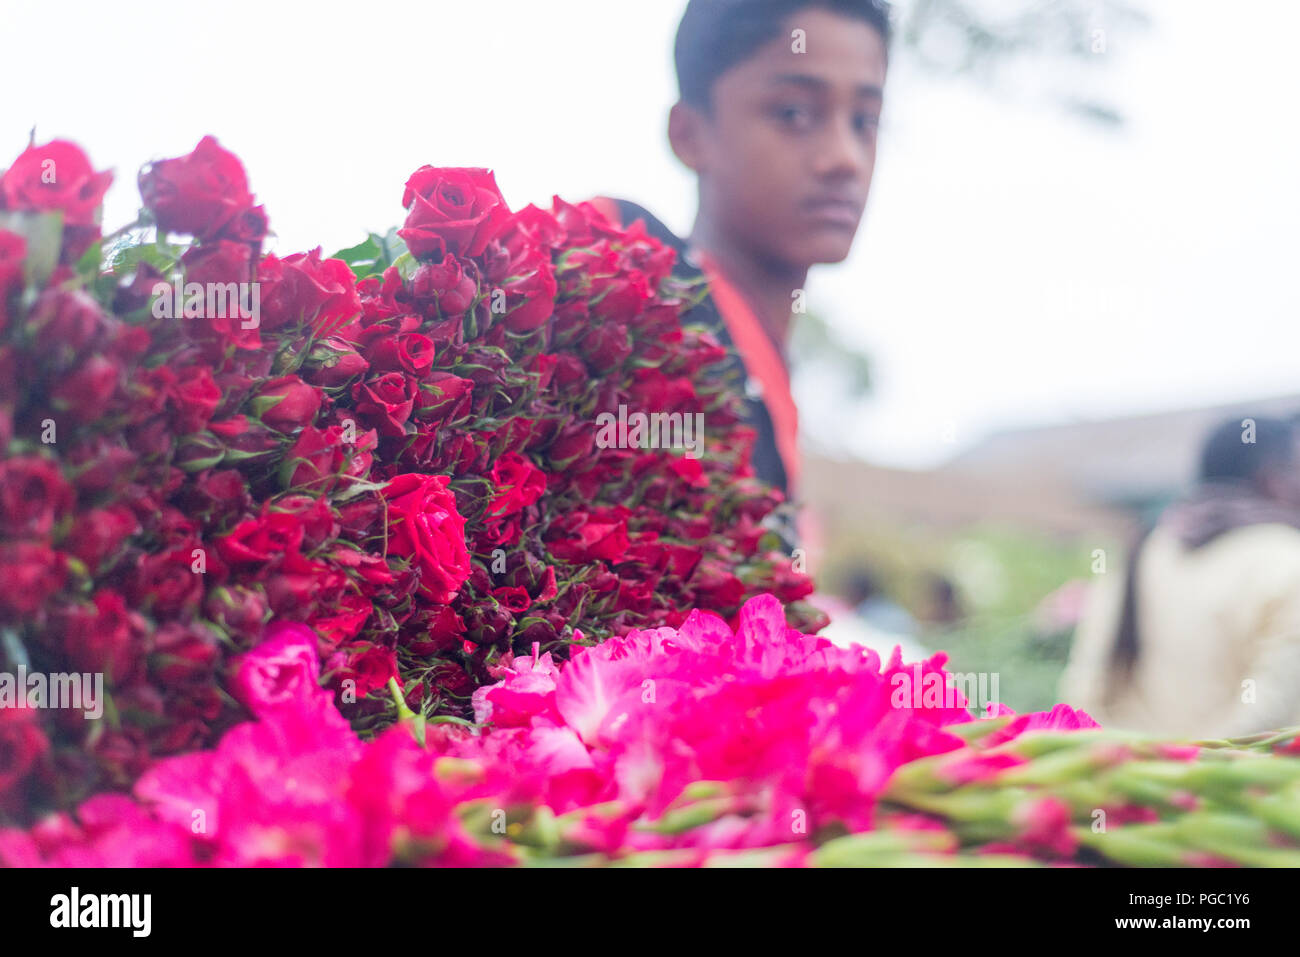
[680,7,887,268]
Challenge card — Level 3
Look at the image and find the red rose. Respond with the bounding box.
[497,243,557,333]
[385,473,471,603]
[0,229,24,335]
[545,509,630,564]
[547,420,596,469]
[328,644,398,700]
[138,135,255,240]
[273,494,339,551]
[52,355,121,423]
[426,660,475,698]
[403,604,466,656]
[0,140,112,226]
[690,559,746,610]
[306,591,372,649]
[492,585,531,614]
[0,706,48,800]
[595,270,653,323]
[54,590,138,680]
[180,236,254,286]
[217,510,305,567]
[305,338,369,387]
[0,542,66,617]
[210,415,281,460]
[254,375,323,432]
[66,438,138,496]
[398,167,512,260]
[411,254,478,317]
[0,457,75,539]
[178,240,260,350]
[285,424,347,491]
[28,288,107,355]
[367,333,436,376]
[221,204,269,244]
[204,585,269,643]
[353,372,416,437]
[487,452,546,514]
[262,553,345,623]
[482,452,546,545]
[501,204,565,251]
[551,196,624,245]
[259,248,361,337]
[167,365,222,434]
[63,504,139,571]
[412,372,473,426]
[127,543,207,618]
[150,622,220,688]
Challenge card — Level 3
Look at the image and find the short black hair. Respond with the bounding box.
[1198,415,1298,484]
[675,0,893,111]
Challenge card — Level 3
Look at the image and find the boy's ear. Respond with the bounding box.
[668,101,707,173]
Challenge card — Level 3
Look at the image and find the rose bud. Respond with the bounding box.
[0,456,75,539]
[413,372,473,425]
[0,542,67,618]
[164,365,222,435]
[498,246,557,333]
[304,337,369,387]
[174,430,227,472]
[352,372,416,437]
[203,585,269,644]
[63,504,139,572]
[0,707,49,803]
[150,622,221,688]
[28,288,107,356]
[283,424,346,491]
[252,375,323,432]
[52,590,137,680]
[403,604,466,656]
[411,255,478,318]
[176,468,251,528]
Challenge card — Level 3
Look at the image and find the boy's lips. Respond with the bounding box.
[802,196,863,228]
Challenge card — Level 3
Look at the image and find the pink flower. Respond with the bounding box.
[471,646,561,727]
[983,703,1100,747]
[231,623,324,720]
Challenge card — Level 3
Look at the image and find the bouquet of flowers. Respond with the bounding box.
[6,133,1300,869]
[5,593,1299,867]
[0,135,817,821]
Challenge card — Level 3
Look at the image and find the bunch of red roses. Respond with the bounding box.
[0,135,818,822]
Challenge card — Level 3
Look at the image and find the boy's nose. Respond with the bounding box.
[813,116,872,182]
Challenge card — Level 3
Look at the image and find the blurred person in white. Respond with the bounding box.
[1062,416,1300,738]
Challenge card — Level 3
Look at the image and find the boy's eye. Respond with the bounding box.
[771,104,815,131]
[854,112,880,137]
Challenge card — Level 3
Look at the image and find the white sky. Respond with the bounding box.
[3,0,1297,468]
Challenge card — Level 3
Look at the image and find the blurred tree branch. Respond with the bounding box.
[895,0,1150,126]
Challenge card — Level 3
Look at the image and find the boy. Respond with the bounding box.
[591,0,890,521]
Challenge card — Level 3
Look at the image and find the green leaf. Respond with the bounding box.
[329,235,385,279]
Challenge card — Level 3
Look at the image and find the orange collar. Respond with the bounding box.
[696,251,801,495]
